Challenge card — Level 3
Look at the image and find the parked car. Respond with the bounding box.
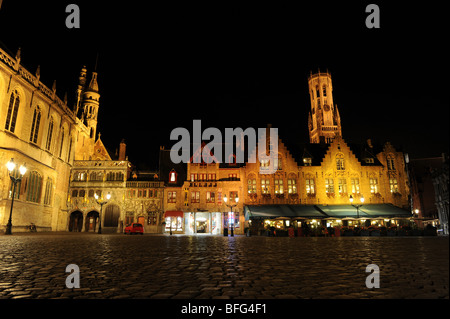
[124,223,144,235]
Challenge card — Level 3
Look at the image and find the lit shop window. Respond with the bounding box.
[227,212,240,229]
[165,217,182,232]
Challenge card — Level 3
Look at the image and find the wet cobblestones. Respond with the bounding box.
[0,233,448,299]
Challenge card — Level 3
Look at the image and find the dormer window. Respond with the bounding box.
[365,158,374,164]
[303,158,312,166]
[169,170,177,183]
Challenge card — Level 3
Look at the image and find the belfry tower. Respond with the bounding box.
[307,71,342,143]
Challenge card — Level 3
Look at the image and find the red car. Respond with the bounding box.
[124,223,144,235]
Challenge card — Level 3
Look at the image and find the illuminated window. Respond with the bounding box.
[274,179,283,194]
[229,191,238,202]
[274,155,282,170]
[306,178,315,194]
[191,191,200,203]
[322,85,327,97]
[206,191,215,203]
[261,179,270,194]
[338,179,347,194]
[167,191,177,203]
[29,106,41,144]
[351,178,360,194]
[303,157,312,166]
[325,178,334,194]
[73,171,86,181]
[288,178,297,194]
[5,90,20,133]
[370,178,378,193]
[169,170,177,183]
[260,159,270,169]
[247,175,256,194]
[389,178,399,193]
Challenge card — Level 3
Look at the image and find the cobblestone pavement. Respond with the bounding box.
[0,233,448,299]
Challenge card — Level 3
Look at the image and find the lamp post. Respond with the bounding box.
[223,194,239,237]
[5,158,27,235]
[349,194,364,226]
[94,192,111,234]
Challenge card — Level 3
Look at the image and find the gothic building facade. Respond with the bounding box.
[0,45,163,233]
[0,46,97,232]
[160,72,411,235]
[1,43,412,234]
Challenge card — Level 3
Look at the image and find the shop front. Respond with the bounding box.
[164,211,184,234]
[184,212,223,235]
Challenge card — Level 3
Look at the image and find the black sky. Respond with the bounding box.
[0,1,448,169]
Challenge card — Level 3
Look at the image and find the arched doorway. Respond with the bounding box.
[85,211,99,232]
[104,204,120,230]
[69,211,83,232]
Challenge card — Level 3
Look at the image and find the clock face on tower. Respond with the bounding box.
[323,104,330,111]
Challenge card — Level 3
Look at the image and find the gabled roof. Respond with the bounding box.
[92,137,112,160]
[158,148,187,187]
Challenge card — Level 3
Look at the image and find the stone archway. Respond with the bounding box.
[69,211,83,232]
[85,211,99,232]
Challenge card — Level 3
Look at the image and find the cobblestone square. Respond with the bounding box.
[0,233,448,299]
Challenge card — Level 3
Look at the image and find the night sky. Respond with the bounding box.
[1,1,448,169]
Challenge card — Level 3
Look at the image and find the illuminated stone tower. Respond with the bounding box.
[73,67,101,160]
[308,71,342,143]
[81,71,100,140]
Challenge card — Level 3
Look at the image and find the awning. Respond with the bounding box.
[316,204,412,219]
[245,204,412,221]
[289,205,327,218]
[359,204,412,218]
[316,205,370,219]
[244,205,326,220]
[164,211,184,218]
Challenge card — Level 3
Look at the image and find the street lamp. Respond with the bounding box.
[94,192,111,234]
[223,194,239,237]
[5,158,27,235]
[349,194,364,226]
